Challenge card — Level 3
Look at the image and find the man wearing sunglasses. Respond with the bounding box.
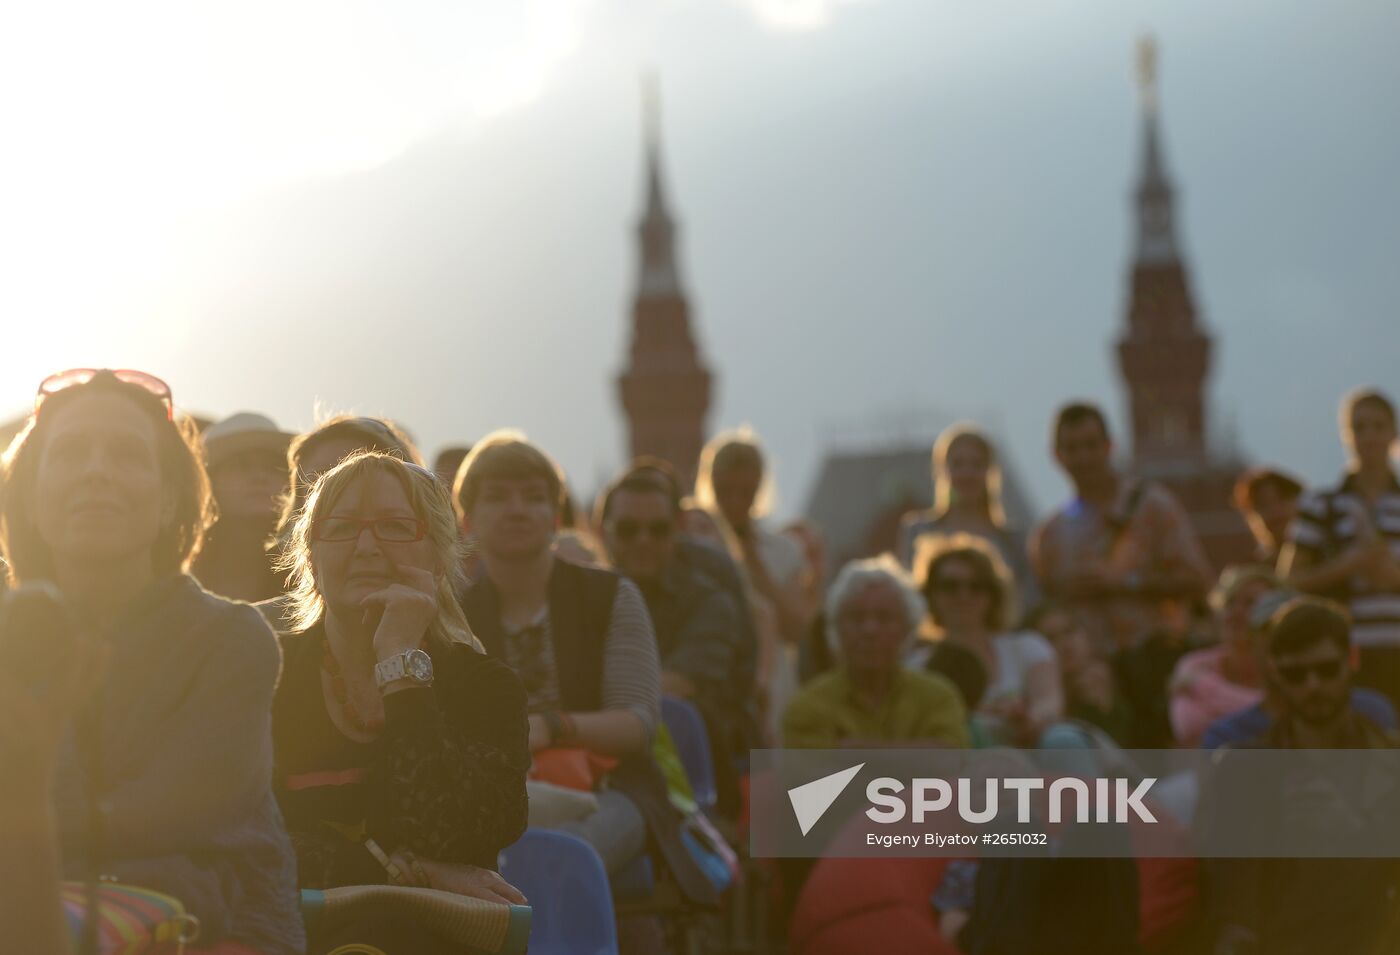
[1201,589,1398,750]
[1209,597,1400,955]
[600,467,747,814]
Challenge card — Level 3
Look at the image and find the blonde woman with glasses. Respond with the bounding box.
[268,451,529,955]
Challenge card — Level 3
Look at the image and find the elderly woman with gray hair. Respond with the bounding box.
[782,555,969,750]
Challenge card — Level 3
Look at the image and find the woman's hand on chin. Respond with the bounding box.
[360,565,438,660]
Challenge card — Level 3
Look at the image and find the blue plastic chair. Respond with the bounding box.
[661,695,717,814]
[498,828,619,955]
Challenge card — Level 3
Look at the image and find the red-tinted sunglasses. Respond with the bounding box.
[36,368,174,420]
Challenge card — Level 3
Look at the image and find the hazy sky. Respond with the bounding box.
[3,0,1398,519]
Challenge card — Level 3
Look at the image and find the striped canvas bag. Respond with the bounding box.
[61,882,201,954]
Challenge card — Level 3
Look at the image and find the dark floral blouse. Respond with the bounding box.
[272,623,530,887]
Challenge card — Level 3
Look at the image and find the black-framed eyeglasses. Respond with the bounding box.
[612,519,674,543]
[1275,659,1344,686]
[312,516,427,543]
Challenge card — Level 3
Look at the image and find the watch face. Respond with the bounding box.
[405,649,433,683]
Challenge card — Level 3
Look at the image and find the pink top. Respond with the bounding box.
[1169,645,1263,747]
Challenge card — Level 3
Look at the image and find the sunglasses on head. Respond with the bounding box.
[612,518,673,543]
[1275,658,1344,686]
[934,577,991,597]
[36,368,174,420]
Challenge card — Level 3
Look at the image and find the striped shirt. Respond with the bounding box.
[1288,472,1400,647]
[499,576,661,737]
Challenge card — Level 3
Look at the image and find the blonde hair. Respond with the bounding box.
[276,451,482,652]
[932,424,1007,527]
[1209,564,1280,614]
[693,426,777,519]
[914,532,1018,633]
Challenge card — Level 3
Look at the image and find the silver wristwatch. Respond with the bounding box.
[374,648,434,689]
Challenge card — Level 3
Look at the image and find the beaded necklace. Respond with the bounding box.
[320,636,385,734]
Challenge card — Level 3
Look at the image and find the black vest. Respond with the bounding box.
[461,557,719,906]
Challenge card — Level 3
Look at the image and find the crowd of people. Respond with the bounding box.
[1,367,1398,954]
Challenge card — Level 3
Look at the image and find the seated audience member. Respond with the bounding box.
[599,467,747,813]
[782,518,856,693]
[680,498,774,726]
[695,430,814,740]
[911,536,1070,748]
[453,432,717,905]
[1201,588,1399,749]
[270,451,529,954]
[783,517,831,660]
[1168,567,1274,747]
[898,423,1038,606]
[1112,597,1211,748]
[0,369,303,955]
[1208,597,1400,955]
[262,415,422,624]
[1030,603,1134,745]
[192,412,293,603]
[432,444,472,489]
[784,555,968,749]
[1232,467,1303,567]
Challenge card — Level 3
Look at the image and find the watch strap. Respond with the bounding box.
[374,653,408,688]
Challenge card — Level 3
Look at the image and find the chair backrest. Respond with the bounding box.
[498,829,619,955]
[661,695,717,813]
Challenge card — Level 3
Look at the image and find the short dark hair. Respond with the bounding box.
[598,468,682,525]
[711,439,764,476]
[1343,388,1397,428]
[453,430,566,520]
[1233,467,1304,511]
[1053,402,1110,446]
[1,375,213,584]
[1266,596,1351,659]
[433,445,472,479]
[627,456,684,498]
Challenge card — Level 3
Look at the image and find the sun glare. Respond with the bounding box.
[0,1,589,413]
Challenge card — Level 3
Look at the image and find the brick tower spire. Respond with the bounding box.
[1114,36,1254,569]
[617,75,713,487]
[1117,34,1211,471]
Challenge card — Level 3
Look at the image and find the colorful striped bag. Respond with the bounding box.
[61,881,201,954]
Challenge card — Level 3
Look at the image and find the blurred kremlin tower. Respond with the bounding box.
[616,76,713,490]
[1116,36,1255,569]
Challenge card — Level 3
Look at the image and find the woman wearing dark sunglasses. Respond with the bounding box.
[269,450,529,955]
[0,369,303,955]
[914,535,1070,748]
